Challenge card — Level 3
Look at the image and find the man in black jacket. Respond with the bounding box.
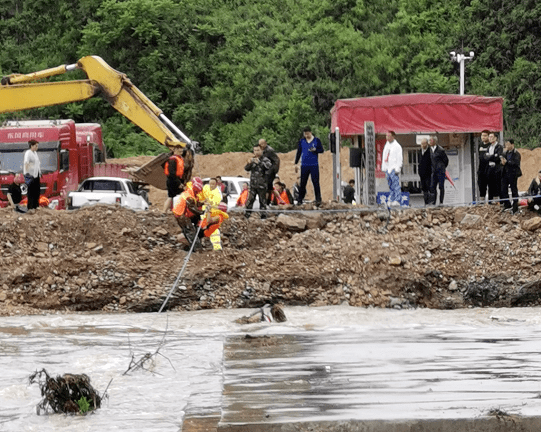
[486,132,504,203]
[418,138,432,205]
[500,139,521,214]
[477,130,490,202]
[428,135,449,205]
[527,170,541,214]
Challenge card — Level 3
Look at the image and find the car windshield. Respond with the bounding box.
[225,181,237,194]
[80,180,125,192]
[0,144,59,174]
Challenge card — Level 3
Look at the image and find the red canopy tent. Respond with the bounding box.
[330,93,503,136]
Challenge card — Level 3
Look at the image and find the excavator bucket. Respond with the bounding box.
[131,149,194,190]
[132,153,170,190]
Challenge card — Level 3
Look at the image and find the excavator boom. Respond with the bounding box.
[0,56,194,188]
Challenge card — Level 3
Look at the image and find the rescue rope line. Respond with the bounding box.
[234,193,541,214]
[142,220,204,336]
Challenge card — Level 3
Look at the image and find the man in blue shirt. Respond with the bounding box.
[294,126,324,205]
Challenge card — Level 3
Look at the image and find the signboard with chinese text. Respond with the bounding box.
[364,122,376,206]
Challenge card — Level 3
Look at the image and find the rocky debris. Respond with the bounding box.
[522,216,541,232]
[0,203,540,316]
[276,214,306,231]
[460,213,481,227]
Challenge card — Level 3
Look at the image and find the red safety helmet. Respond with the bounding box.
[218,202,228,213]
[191,177,203,193]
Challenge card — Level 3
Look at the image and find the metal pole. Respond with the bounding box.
[334,127,341,202]
[459,56,465,96]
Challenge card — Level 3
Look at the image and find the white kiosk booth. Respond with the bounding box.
[330,94,504,207]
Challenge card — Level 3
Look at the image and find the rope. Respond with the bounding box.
[140,213,206,337]
[233,193,541,214]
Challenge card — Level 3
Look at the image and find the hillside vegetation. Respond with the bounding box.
[1,0,540,155]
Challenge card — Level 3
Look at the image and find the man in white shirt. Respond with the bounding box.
[23,139,41,211]
[381,131,403,206]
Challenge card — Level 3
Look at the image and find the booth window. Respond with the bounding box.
[401,149,421,194]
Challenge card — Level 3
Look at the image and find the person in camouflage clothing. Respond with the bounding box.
[244,145,272,219]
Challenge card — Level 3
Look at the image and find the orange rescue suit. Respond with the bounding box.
[272,190,290,205]
[20,196,50,207]
[200,208,229,237]
[236,189,249,207]
[164,155,185,178]
[173,187,198,218]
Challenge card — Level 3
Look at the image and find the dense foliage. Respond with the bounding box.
[0,0,539,156]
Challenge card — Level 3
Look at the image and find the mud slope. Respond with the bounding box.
[1,203,540,316]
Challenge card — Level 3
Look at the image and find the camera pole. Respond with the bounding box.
[449,50,475,95]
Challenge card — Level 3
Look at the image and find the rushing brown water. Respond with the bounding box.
[2,305,541,431]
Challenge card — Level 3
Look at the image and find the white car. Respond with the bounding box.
[202,176,259,211]
[68,177,150,210]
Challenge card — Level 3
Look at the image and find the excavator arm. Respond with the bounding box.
[0,55,194,188]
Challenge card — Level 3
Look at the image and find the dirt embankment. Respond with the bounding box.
[1,203,540,317]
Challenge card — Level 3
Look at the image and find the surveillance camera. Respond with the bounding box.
[450,51,456,57]
[469,51,474,58]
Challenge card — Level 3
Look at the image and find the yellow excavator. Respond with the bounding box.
[0,55,194,188]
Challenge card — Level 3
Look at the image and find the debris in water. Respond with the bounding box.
[235,304,287,324]
[29,369,104,415]
[271,304,287,322]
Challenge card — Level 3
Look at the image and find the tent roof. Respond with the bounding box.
[330,93,504,136]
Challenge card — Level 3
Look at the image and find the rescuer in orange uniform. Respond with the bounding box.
[270,182,293,205]
[236,182,249,207]
[163,145,186,213]
[173,177,204,244]
[199,202,229,238]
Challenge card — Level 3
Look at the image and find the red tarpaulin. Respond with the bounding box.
[330,93,503,137]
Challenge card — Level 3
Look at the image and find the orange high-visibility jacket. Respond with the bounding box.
[173,188,197,218]
[272,190,290,205]
[200,209,229,237]
[236,189,249,207]
[164,155,185,178]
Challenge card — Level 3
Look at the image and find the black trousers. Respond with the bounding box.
[501,175,518,211]
[478,172,488,200]
[245,186,267,218]
[298,165,321,204]
[487,168,501,201]
[420,175,431,205]
[27,176,41,210]
[428,170,445,205]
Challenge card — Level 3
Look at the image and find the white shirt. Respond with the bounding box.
[24,149,41,177]
[381,140,403,174]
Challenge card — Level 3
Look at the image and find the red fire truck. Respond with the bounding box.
[0,120,128,209]
[0,55,196,209]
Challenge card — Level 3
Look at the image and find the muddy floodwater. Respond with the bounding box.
[2,305,541,431]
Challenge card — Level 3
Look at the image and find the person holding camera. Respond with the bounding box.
[244,145,272,219]
[294,126,324,205]
[258,139,280,205]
